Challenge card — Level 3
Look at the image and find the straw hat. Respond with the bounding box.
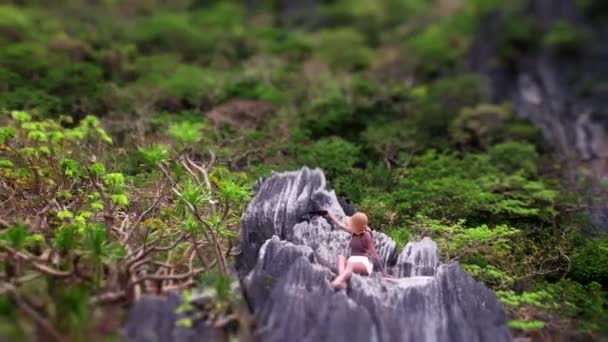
[346,212,368,235]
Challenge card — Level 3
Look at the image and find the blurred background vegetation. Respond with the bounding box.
[0,0,606,340]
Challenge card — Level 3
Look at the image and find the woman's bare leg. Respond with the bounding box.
[337,255,346,274]
[331,261,370,289]
[331,262,353,289]
[330,255,347,288]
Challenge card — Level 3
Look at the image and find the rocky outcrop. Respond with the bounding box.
[238,167,511,342]
[124,293,220,342]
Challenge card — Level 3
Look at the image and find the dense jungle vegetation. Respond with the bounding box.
[0,0,607,340]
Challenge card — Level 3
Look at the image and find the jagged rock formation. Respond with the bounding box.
[125,167,512,342]
[238,167,511,342]
[124,293,220,342]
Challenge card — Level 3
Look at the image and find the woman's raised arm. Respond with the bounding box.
[325,213,353,234]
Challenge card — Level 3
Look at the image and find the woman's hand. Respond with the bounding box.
[324,212,352,234]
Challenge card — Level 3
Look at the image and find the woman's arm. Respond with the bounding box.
[325,213,353,234]
[365,232,392,277]
[365,232,380,259]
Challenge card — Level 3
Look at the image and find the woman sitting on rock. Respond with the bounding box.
[325,212,381,289]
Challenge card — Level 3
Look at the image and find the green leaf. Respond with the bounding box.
[57,210,74,220]
[104,173,125,191]
[1,225,29,249]
[19,147,37,158]
[0,127,16,144]
[27,130,47,142]
[25,234,44,246]
[218,180,251,204]
[90,201,104,212]
[83,224,107,258]
[176,318,192,328]
[74,211,93,225]
[507,320,545,331]
[168,121,204,144]
[11,110,31,123]
[53,224,78,252]
[180,179,206,206]
[61,158,82,178]
[181,215,199,233]
[90,163,106,176]
[0,159,13,168]
[37,146,51,155]
[110,193,129,207]
[138,144,170,165]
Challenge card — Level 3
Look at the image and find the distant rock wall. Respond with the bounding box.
[469,0,608,228]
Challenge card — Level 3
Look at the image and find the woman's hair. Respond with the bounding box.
[349,212,368,234]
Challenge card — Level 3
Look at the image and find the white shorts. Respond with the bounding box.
[347,256,373,275]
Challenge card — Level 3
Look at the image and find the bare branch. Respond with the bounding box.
[89,291,126,306]
[129,267,206,287]
[124,180,168,244]
[4,284,66,342]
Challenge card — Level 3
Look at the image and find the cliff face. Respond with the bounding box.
[469,0,608,228]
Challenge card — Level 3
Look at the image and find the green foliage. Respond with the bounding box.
[293,136,360,181]
[169,121,205,144]
[462,264,513,287]
[1,225,30,249]
[449,104,512,150]
[0,108,252,338]
[392,143,558,222]
[41,63,105,115]
[155,65,221,104]
[495,11,540,61]
[314,28,373,70]
[301,91,353,140]
[570,238,608,286]
[508,320,545,331]
[543,21,590,53]
[386,228,412,252]
[0,5,33,42]
[498,280,606,332]
[411,216,518,266]
[129,13,211,57]
[217,179,251,204]
[407,23,461,67]
[138,144,170,165]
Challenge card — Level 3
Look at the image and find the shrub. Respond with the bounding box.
[0,5,33,42]
[0,110,251,339]
[293,136,360,182]
[570,238,608,286]
[314,28,373,70]
[543,21,590,54]
[0,42,49,77]
[301,91,353,139]
[449,104,512,150]
[138,64,226,107]
[225,77,285,104]
[391,143,558,222]
[129,13,211,58]
[41,63,105,115]
[498,280,606,332]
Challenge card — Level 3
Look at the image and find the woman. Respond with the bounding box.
[325,211,381,289]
